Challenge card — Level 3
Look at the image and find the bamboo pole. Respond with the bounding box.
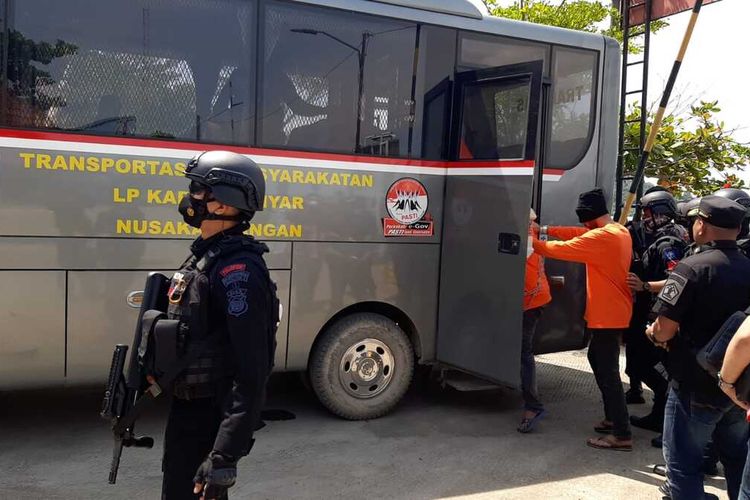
[618,0,705,224]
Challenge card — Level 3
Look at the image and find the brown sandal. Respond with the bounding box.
[593,420,614,434]
[586,435,633,452]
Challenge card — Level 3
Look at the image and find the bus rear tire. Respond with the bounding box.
[309,312,414,420]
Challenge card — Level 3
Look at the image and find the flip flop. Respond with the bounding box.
[594,421,614,434]
[586,436,633,452]
[517,409,547,433]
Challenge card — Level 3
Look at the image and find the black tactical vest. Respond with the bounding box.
[167,248,230,400]
[165,235,280,400]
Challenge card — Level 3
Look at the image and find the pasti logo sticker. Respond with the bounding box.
[383,178,433,237]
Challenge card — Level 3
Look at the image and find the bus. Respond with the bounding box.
[0,0,620,419]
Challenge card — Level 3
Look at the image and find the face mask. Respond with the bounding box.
[179,194,209,228]
[179,194,246,228]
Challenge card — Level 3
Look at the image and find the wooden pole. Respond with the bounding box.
[618,0,705,224]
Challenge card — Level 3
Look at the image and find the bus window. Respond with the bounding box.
[459,77,532,160]
[1,0,255,145]
[458,32,549,74]
[548,47,598,169]
[260,1,417,157]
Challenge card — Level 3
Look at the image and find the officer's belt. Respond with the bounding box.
[173,383,216,401]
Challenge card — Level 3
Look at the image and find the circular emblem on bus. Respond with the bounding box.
[386,178,428,225]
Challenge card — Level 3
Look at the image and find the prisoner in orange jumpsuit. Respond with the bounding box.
[518,208,552,434]
[533,188,634,451]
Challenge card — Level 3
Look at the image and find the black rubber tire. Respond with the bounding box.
[309,312,414,420]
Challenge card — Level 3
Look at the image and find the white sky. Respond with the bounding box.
[493,0,750,180]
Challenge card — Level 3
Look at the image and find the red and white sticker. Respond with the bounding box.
[385,178,428,225]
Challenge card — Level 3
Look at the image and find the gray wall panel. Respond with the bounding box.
[0,238,291,270]
[66,270,291,385]
[66,270,169,384]
[287,242,440,370]
[0,271,65,389]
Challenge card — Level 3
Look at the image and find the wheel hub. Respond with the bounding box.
[339,338,394,399]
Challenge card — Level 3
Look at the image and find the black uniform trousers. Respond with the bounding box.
[625,293,669,417]
[587,329,631,439]
[162,397,227,500]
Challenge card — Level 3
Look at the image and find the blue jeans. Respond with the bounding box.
[663,387,748,500]
[741,438,750,500]
[521,308,544,412]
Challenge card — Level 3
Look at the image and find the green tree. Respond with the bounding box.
[484,0,666,53]
[623,101,750,196]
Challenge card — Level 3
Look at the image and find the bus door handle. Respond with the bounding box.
[497,232,520,254]
[549,275,565,288]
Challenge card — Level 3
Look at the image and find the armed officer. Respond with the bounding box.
[625,190,688,439]
[625,186,673,403]
[163,151,278,500]
[647,195,750,499]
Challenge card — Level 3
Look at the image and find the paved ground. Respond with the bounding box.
[0,350,730,499]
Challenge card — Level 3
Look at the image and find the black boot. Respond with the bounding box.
[658,481,718,500]
[630,412,663,432]
[626,387,646,404]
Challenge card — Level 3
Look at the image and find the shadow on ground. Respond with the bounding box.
[0,354,730,499]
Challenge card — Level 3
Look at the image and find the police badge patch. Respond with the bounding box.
[226,286,248,317]
[221,265,250,317]
[659,272,687,306]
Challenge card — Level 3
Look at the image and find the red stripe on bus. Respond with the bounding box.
[0,128,564,175]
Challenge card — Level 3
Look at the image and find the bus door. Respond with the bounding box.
[436,61,543,385]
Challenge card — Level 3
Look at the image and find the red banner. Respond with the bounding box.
[626,0,720,27]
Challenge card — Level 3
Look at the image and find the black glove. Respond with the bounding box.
[193,452,237,500]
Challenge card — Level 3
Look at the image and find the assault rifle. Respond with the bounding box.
[100,272,169,484]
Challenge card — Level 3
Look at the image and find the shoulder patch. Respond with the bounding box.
[658,272,687,306]
[220,262,250,317]
[220,263,246,277]
[663,248,681,272]
[226,287,248,317]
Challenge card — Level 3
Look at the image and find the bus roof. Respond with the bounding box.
[373,0,489,19]
[296,0,607,51]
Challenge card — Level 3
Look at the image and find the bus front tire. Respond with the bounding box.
[309,312,414,420]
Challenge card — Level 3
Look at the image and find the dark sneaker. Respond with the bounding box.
[703,461,719,477]
[651,434,663,448]
[630,413,664,432]
[658,481,718,499]
[626,388,646,404]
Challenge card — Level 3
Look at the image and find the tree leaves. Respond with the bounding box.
[485,0,667,54]
[623,101,750,196]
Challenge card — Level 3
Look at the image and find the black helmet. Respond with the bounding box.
[714,188,750,238]
[676,200,690,219]
[640,190,677,218]
[185,151,265,214]
[682,197,701,216]
[675,197,699,227]
[714,188,750,210]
